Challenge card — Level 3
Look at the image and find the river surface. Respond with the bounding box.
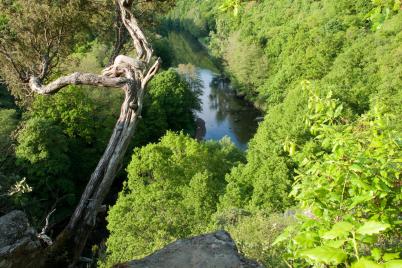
[168,31,261,150]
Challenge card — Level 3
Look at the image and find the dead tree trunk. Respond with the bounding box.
[28,0,161,266]
[107,0,129,66]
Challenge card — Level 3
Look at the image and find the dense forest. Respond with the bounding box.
[0,0,401,267]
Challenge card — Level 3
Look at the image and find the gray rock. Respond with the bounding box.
[116,230,263,268]
[0,210,42,268]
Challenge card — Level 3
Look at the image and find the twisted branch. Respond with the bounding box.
[119,0,153,63]
[29,73,130,94]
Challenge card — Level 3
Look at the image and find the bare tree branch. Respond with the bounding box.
[29,73,130,94]
[142,57,162,89]
[107,0,130,66]
[37,209,56,246]
[119,0,153,63]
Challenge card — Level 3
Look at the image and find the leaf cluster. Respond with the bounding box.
[275,86,401,267]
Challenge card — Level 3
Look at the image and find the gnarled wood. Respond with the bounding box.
[26,1,161,266]
[29,72,129,94]
[119,0,153,63]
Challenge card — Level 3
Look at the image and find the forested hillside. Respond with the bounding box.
[0,0,401,267]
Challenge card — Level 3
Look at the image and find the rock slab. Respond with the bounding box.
[116,230,263,268]
[0,210,42,268]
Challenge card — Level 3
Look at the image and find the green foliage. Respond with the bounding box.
[14,86,109,221]
[218,85,309,214]
[30,87,98,142]
[156,31,218,71]
[0,0,98,103]
[0,107,20,212]
[172,0,401,112]
[10,64,200,222]
[0,82,21,213]
[222,31,269,98]
[160,9,401,267]
[16,117,70,175]
[275,86,401,267]
[164,0,217,37]
[218,0,245,16]
[0,108,17,161]
[367,0,401,31]
[133,69,200,146]
[103,133,244,266]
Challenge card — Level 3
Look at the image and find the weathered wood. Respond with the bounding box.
[107,0,129,66]
[26,1,161,266]
[29,72,129,94]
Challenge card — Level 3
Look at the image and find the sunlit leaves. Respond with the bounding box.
[104,133,244,266]
[352,258,384,268]
[322,221,354,240]
[366,0,401,31]
[218,0,242,16]
[276,87,401,266]
[357,221,390,236]
[300,247,347,265]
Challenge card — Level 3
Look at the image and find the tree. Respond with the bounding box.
[0,0,98,104]
[104,132,244,266]
[133,69,200,146]
[14,86,116,224]
[2,1,162,266]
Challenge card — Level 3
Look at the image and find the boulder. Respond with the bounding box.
[115,231,263,268]
[0,210,42,268]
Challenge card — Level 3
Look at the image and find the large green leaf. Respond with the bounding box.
[383,253,400,262]
[385,260,402,268]
[322,221,354,239]
[300,246,347,265]
[357,221,390,235]
[371,248,382,261]
[351,258,384,268]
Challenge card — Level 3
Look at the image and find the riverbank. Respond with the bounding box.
[159,30,261,149]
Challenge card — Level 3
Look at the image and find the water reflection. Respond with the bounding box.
[168,30,261,150]
[196,68,260,150]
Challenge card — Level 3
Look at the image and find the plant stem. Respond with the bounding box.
[351,231,359,260]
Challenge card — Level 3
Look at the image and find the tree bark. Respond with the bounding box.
[27,1,161,266]
[107,0,129,66]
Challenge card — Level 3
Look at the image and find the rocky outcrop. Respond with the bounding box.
[0,210,42,268]
[115,231,263,268]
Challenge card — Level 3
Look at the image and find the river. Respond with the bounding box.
[167,31,261,150]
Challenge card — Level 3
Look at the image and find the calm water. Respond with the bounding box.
[168,31,261,150]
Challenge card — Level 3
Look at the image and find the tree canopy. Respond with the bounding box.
[103,132,244,266]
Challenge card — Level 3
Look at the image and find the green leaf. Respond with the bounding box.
[322,221,354,239]
[324,239,347,248]
[371,248,382,261]
[272,231,289,246]
[351,164,364,173]
[357,221,390,235]
[294,231,318,248]
[350,193,375,208]
[300,246,347,265]
[385,260,402,268]
[383,253,400,261]
[351,258,384,268]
